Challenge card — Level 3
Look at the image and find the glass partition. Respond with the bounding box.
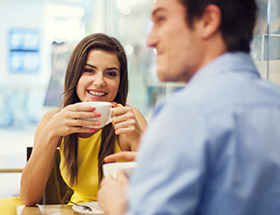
[104,0,186,121]
[2,0,278,127]
[252,0,280,84]
[104,0,280,121]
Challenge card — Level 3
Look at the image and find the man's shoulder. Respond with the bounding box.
[168,71,280,117]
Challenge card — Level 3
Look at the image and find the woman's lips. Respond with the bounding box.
[88,90,107,97]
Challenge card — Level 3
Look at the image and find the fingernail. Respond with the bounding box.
[95,113,101,117]
[90,128,96,132]
[90,106,95,111]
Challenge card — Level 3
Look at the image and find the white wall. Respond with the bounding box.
[0,0,50,89]
[0,0,52,127]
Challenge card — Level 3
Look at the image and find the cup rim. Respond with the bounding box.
[103,162,138,178]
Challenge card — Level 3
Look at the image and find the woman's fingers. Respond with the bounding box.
[69,118,101,128]
[112,105,132,117]
[112,112,135,125]
[60,103,103,128]
[59,126,95,134]
[112,106,138,131]
[113,120,136,134]
[51,106,102,135]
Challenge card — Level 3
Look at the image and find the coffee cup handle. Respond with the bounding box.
[105,108,113,125]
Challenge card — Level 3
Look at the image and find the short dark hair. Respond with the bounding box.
[178,0,258,53]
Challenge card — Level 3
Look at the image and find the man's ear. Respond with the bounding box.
[200,4,221,39]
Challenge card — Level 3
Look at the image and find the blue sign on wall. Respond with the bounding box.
[8,28,40,73]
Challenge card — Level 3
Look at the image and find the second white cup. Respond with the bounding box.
[103,162,138,179]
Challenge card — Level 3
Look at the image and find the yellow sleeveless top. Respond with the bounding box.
[59,130,121,203]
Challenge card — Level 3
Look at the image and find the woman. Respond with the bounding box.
[20,33,147,206]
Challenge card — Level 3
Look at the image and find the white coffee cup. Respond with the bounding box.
[103,162,138,179]
[79,101,112,129]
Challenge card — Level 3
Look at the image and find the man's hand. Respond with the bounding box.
[98,170,129,215]
[104,151,138,163]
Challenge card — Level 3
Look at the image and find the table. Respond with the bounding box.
[17,204,80,215]
[0,168,23,173]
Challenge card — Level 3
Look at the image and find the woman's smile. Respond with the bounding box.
[87,89,107,98]
[76,49,121,103]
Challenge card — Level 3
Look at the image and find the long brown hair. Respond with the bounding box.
[62,33,128,185]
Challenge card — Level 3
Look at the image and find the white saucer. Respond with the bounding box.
[72,202,104,215]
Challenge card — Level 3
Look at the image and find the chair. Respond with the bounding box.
[26,147,73,204]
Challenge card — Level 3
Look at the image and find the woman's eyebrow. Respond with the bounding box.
[85,63,96,69]
[106,67,120,71]
[85,64,120,71]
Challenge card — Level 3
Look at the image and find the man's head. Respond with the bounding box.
[147,0,257,83]
[178,0,257,53]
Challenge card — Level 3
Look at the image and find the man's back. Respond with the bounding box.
[129,52,280,215]
[190,52,280,214]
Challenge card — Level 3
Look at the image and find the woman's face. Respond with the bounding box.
[76,49,121,102]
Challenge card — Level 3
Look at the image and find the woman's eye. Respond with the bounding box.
[106,71,118,77]
[84,68,94,73]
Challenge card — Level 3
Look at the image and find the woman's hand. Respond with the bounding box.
[98,171,129,215]
[20,102,103,206]
[111,102,147,150]
[45,102,102,138]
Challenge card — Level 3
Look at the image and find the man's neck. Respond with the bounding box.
[197,33,228,74]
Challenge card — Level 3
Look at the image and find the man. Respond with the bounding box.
[98,0,280,214]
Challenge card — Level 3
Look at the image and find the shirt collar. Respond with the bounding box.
[189,52,260,85]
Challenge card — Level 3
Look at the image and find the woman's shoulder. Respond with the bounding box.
[36,108,60,130]
[33,108,61,147]
[41,108,60,120]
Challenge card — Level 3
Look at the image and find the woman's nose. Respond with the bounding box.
[93,74,105,87]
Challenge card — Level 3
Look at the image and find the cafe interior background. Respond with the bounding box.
[0,0,279,199]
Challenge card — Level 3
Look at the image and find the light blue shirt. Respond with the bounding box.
[128,52,280,215]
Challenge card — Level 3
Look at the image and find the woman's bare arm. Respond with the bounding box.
[20,102,102,206]
[20,109,60,206]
